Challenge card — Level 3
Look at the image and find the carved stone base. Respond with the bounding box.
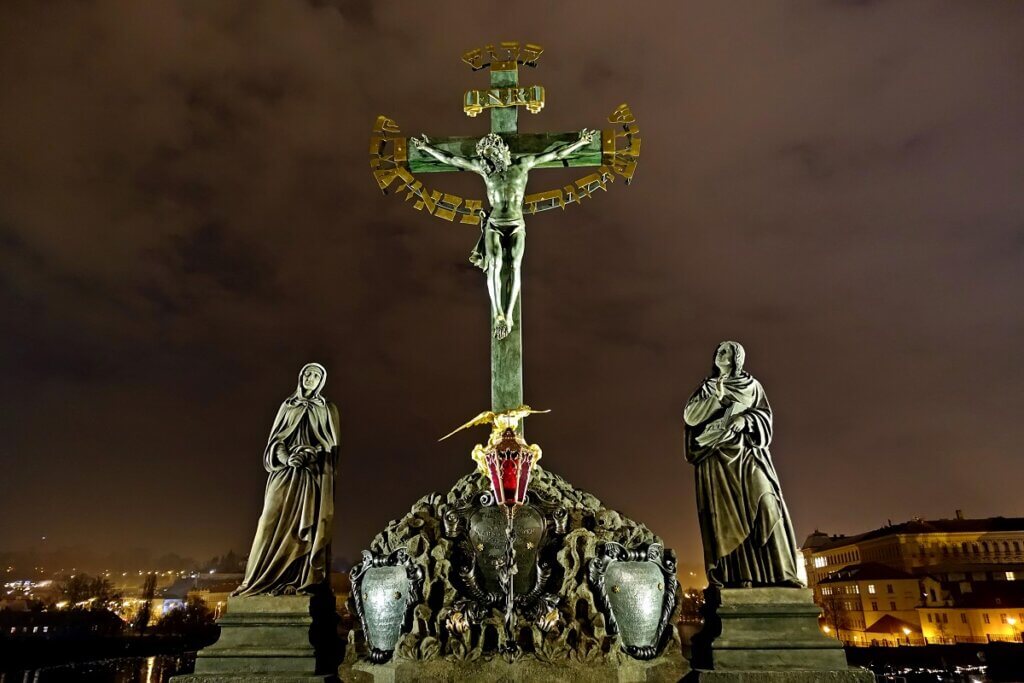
[687,588,870,681]
[683,671,872,682]
[342,649,687,682]
[172,594,336,682]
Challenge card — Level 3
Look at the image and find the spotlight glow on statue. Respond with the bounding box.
[410,129,595,340]
[234,363,339,596]
[683,342,802,588]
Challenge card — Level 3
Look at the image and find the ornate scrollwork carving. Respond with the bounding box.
[441,491,563,631]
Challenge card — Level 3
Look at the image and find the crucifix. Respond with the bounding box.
[369,42,641,414]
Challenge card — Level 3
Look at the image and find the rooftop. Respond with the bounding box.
[802,515,1024,553]
[948,582,1024,609]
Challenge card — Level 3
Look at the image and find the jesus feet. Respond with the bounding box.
[493,316,510,340]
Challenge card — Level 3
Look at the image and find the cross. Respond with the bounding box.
[369,42,641,414]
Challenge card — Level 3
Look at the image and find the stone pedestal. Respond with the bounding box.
[686,587,872,682]
[343,649,687,682]
[173,594,335,682]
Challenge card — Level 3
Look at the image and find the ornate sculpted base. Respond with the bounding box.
[173,594,338,682]
[343,467,684,673]
[685,588,872,682]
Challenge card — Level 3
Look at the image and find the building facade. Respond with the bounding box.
[803,513,1024,646]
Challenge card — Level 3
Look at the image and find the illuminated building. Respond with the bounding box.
[802,512,1024,646]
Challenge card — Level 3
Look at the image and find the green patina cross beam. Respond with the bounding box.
[369,42,641,414]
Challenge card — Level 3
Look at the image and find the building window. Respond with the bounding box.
[871,601,878,611]
[927,614,933,623]
[1015,542,1020,552]
[984,614,990,624]
[1008,572,1016,581]
[887,584,894,594]
[868,584,876,594]
[1001,614,1008,624]
[890,601,897,611]
[942,613,948,623]
[814,557,826,569]
[961,613,967,624]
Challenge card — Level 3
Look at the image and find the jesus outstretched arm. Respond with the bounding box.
[410,135,479,172]
[523,128,597,168]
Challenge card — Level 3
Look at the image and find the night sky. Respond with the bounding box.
[1,1,1022,576]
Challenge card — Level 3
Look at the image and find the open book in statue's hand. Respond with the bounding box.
[695,402,748,448]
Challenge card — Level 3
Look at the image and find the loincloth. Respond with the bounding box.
[469,217,525,270]
[485,217,526,236]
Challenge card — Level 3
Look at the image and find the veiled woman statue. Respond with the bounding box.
[234,362,339,596]
[683,342,802,588]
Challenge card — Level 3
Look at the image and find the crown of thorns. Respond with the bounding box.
[475,133,510,155]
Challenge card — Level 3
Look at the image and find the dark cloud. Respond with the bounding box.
[0,1,1021,577]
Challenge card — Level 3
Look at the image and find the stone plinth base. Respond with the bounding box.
[342,650,687,682]
[173,594,333,682]
[684,671,872,682]
[688,587,870,681]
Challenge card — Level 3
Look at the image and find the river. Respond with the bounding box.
[0,654,195,682]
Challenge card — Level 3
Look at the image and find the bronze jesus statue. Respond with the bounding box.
[410,129,596,340]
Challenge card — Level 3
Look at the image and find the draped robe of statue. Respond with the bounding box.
[683,342,801,588]
[234,363,339,596]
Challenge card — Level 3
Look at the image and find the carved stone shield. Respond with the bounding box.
[468,503,545,594]
[606,560,664,649]
[588,542,678,660]
[350,549,423,663]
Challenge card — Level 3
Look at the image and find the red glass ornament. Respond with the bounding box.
[484,428,535,507]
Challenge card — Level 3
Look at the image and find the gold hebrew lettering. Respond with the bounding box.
[373,115,401,134]
[608,104,636,124]
[563,184,578,205]
[520,43,543,66]
[392,137,408,163]
[611,156,638,181]
[523,189,565,214]
[373,168,400,192]
[577,172,608,192]
[500,41,521,62]
[434,193,463,221]
[462,48,484,70]
[460,199,483,224]
[415,188,443,214]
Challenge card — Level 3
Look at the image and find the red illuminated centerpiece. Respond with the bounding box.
[484,428,536,506]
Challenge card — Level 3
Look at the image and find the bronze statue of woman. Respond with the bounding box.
[683,342,802,588]
[234,362,339,596]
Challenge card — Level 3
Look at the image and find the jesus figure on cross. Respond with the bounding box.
[410,128,596,340]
